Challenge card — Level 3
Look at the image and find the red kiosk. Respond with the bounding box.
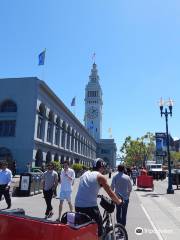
[137,168,154,191]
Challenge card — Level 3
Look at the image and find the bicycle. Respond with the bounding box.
[97,194,128,240]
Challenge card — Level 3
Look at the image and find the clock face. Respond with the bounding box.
[87,106,98,119]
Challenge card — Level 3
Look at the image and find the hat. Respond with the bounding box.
[93,158,106,169]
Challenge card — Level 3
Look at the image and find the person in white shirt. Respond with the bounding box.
[0,161,12,209]
[56,160,75,221]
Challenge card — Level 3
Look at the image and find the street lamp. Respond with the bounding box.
[159,98,174,194]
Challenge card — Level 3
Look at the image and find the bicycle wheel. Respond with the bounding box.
[106,223,128,240]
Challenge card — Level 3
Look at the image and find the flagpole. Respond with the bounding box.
[92,52,96,63]
[73,107,76,116]
[74,96,76,116]
[71,96,76,116]
[42,48,46,81]
[108,128,112,138]
[41,66,45,81]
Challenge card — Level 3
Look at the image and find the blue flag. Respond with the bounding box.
[38,49,46,65]
[71,97,76,106]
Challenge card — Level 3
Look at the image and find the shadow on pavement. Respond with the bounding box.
[141,193,166,197]
[134,189,153,192]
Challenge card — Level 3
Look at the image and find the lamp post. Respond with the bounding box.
[159,98,174,194]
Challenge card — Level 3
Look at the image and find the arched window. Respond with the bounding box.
[48,111,54,122]
[56,117,60,126]
[60,155,64,164]
[37,103,46,139]
[61,121,66,148]
[75,158,79,164]
[80,136,84,155]
[78,135,81,153]
[47,110,54,143]
[35,149,43,167]
[39,103,46,116]
[71,129,75,151]
[81,138,84,156]
[1,100,17,112]
[55,117,60,145]
[66,125,71,150]
[54,153,59,162]
[75,132,78,153]
[46,151,52,164]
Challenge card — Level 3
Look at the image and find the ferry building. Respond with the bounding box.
[0,63,116,173]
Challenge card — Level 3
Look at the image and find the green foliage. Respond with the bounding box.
[120,132,156,167]
[170,151,180,167]
[72,163,84,171]
[53,161,62,172]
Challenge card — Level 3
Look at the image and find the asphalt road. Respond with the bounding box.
[1,173,180,240]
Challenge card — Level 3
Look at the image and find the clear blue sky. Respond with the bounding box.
[1,1,180,151]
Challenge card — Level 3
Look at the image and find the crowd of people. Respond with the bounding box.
[0,159,148,240]
[41,159,134,240]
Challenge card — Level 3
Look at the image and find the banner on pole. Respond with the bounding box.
[155,132,167,156]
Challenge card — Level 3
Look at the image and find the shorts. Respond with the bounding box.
[75,206,103,237]
[59,191,72,202]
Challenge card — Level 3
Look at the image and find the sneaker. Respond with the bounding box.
[6,205,11,209]
[47,211,54,218]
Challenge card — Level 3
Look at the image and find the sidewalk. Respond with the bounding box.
[1,173,180,239]
[132,178,180,240]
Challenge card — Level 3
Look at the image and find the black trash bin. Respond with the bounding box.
[18,173,43,196]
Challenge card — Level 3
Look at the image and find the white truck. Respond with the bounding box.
[146,161,166,180]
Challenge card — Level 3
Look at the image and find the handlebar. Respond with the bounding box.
[97,193,124,204]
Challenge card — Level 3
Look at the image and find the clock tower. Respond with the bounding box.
[84,62,103,141]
